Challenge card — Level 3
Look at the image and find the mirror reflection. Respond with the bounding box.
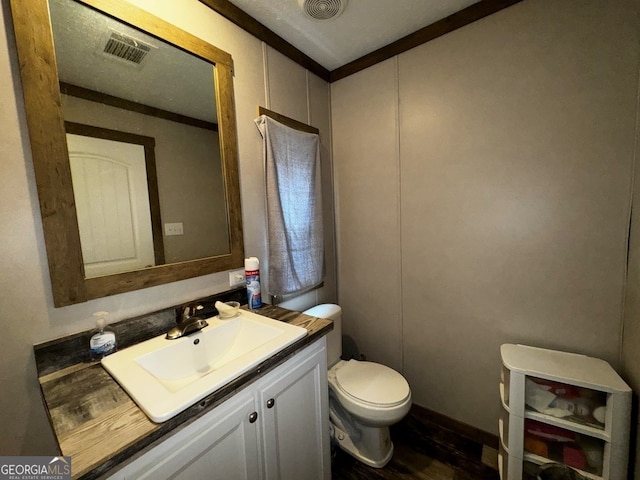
[50,0,230,278]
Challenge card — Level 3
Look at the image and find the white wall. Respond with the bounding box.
[332,0,640,435]
[0,0,335,454]
[623,163,640,478]
[622,65,640,476]
[331,58,403,371]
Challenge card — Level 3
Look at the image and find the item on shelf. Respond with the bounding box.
[536,463,586,480]
[531,378,581,398]
[526,378,563,415]
[562,444,586,471]
[592,406,606,424]
[550,397,594,418]
[524,436,549,457]
[525,420,578,443]
[525,378,606,423]
[581,437,604,470]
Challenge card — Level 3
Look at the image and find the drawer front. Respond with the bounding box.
[523,419,604,477]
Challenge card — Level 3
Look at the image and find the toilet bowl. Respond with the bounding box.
[303,304,411,468]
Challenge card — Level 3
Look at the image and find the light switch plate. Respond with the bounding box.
[164,222,184,236]
[229,269,245,287]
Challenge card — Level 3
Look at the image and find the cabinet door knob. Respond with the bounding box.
[249,412,258,423]
[266,398,275,409]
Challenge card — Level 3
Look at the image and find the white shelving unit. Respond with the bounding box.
[499,344,631,480]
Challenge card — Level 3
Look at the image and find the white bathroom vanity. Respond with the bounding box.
[35,305,332,479]
[109,338,330,480]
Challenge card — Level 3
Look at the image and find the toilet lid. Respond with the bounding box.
[335,361,410,406]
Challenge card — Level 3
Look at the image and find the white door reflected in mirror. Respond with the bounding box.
[67,133,156,278]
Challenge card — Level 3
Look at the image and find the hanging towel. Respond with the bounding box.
[255,114,324,296]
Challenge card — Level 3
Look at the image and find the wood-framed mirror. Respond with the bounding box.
[10,0,244,307]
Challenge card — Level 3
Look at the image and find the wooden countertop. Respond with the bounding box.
[37,305,332,479]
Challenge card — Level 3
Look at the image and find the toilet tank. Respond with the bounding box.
[303,304,342,366]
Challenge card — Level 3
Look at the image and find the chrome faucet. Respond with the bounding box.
[166,304,208,340]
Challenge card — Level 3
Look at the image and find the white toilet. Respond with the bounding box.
[303,304,412,468]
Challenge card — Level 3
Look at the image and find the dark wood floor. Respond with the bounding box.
[331,407,500,480]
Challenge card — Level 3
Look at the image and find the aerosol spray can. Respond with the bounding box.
[245,257,262,309]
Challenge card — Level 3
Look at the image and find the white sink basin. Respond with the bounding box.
[101,309,307,422]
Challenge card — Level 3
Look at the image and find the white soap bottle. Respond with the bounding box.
[89,311,117,360]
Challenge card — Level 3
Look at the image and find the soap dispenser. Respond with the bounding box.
[89,311,117,360]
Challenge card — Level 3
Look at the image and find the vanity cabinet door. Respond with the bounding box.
[110,391,261,480]
[258,338,330,480]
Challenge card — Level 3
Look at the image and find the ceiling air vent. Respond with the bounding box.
[102,32,151,65]
[299,0,347,20]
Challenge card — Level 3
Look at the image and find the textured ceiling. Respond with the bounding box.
[51,0,483,120]
[50,0,217,122]
[227,0,480,70]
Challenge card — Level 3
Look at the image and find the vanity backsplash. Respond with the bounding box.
[34,288,247,376]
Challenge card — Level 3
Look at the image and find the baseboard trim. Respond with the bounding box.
[410,403,499,450]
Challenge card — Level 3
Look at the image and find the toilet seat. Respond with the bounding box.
[333,360,410,407]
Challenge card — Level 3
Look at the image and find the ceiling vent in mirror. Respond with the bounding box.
[102,31,153,65]
[299,0,347,20]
